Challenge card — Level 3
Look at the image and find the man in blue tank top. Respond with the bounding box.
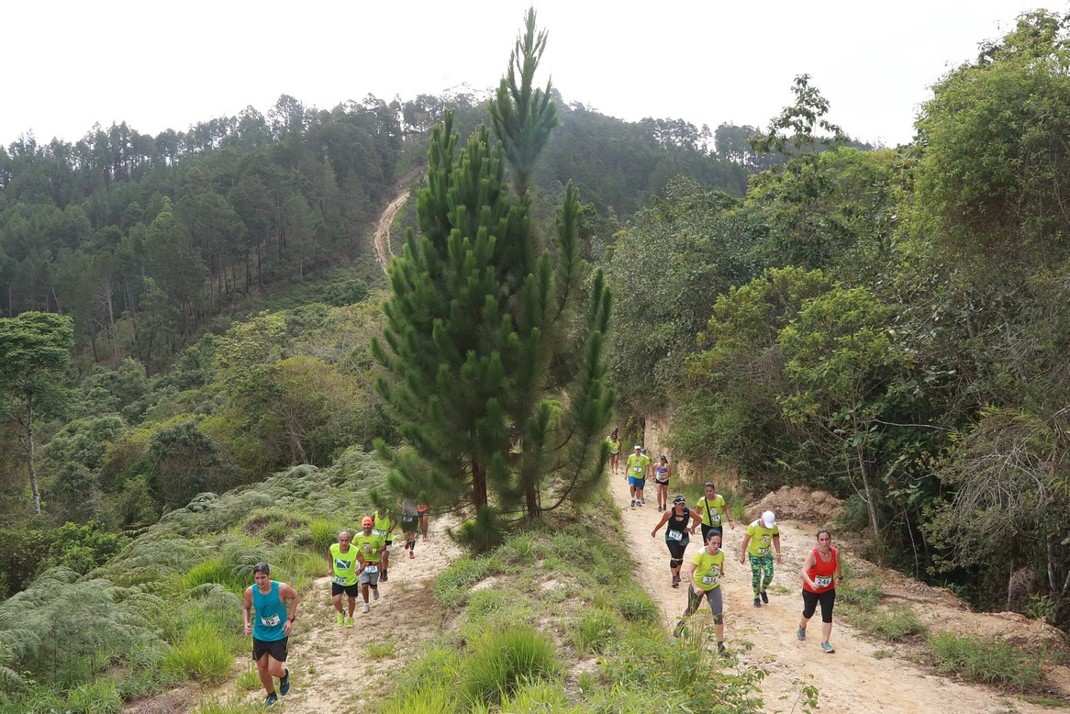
[243,562,300,707]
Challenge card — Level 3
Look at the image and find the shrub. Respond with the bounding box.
[928,632,1044,691]
[309,518,344,554]
[462,626,560,707]
[434,556,495,609]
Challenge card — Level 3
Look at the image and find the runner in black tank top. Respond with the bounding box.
[651,496,703,588]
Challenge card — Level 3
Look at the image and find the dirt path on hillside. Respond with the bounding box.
[610,472,1067,713]
[239,524,461,713]
[372,190,407,275]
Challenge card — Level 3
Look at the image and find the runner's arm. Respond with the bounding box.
[242,587,253,635]
[800,550,817,590]
[689,509,703,533]
[773,534,782,562]
[650,511,670,538]
[739,534,751,563]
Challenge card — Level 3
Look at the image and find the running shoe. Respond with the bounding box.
[760,590,769,604]
[637,500,643,507]
[630,499,636,508]
[409,550,415,559]
[362,603,370,613]
[640,499,645,505]
[672,619,687,638]
[753,597,761,608]
[671,574,680,588]
[821,641,835,654]
[381,571,388,582]
[265,692,278,707]
[336,611,344,627]
[372,587,380,601]
[344,616,353,628]
[717,641,726,655]
[797,626,806,641]
[279,668,290,695]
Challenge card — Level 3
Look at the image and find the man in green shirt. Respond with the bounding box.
[626,445,651,508]
[327,531,359,628]
[353,516,387,613]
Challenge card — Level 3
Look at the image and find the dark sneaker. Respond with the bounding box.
[671,574,680,588]
[630,499,636,508]
[753,597,761,608]
[381,570,388,582]
[797,626,806,641]
[760,590,769,604]
[265,691,278,707]
[717,641,726,655]
[279,668,290,695]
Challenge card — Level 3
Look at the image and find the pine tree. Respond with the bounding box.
[372,10,614,546]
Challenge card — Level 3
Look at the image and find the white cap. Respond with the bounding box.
[761,510,776,528]
[634,445,642,450]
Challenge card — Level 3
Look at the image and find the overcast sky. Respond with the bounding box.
[4,1,1052,150]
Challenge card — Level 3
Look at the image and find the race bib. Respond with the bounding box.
[363,564,379,574]
[757,546,770,555]
[815,575,833,588]
[332,575,348,585]
[373,528,388,536]
[260,614,281,627]
[667,529,684,542]
[710,512,721,524]
[701,573,720,586]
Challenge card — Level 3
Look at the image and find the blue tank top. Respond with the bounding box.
[655,464,669,481]
[251,580,287,641]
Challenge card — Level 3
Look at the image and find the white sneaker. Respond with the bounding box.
[372,588,380,601]
[362,603,370,613]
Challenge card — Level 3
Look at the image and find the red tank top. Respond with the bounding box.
[803,546,838,593]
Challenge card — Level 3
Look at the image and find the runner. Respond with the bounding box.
[353,516,387,613]
[416,502,431,541]
[398,498,419,558]
[672,530,728,654]
[695,481,735,543]
[739,509,782,608]
[371,507,396,581]
[653,454,672,511]
[798,528,844,653]
[327,531,359,628]
[606,428,622,476]
[625,445,651,508]
[651,494,703,587]
[242,562,299,707]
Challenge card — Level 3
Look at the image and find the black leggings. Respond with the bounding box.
[666,540,688,568]
[801,588,836,624]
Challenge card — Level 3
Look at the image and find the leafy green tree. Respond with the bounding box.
[147,420,232,509]
[373,11,613,543]
[778,286,908,540]
[0,311,73,513]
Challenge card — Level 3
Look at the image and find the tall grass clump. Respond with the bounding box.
[928,632,1045,691]
[164,621,239,684]
[309,518,344,554]
[434,556,495,608]
[377,647,462,713]
[65,679,122,714]
[569,607,620,654]
[181,557,249,595]
[461,625,561,707]
[856,605,928,642]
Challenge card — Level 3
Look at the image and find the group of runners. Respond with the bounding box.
[242,501,430,707]
[620,434,843,658]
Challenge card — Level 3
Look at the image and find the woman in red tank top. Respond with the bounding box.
[797,528,843,653]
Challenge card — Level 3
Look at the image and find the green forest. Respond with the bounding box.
[1,7,1069,712]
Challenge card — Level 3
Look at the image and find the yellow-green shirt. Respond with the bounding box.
[329,542,359,586]
[745,521,780,557]
[607,438,621,455]
[696,494,727,526]
[372,510,393,538]
[691,547,725,592]
[352,532,386,564]
[626,453,651,479]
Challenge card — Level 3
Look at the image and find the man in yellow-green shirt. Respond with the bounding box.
[739,510,781,608]
[327,531,359,628]
[626,445,651,508]
[353,517,387,614]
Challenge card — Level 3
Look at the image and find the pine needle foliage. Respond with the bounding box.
[372,9,614,544]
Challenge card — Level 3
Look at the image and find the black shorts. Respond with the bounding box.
[252,636,288,663]
[700,524,723,543]
[401,516,419,533]
[332,582,359,597]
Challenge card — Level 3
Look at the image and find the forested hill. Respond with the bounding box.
[0,91,769,371]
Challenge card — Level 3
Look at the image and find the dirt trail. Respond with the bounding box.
[373,170,423,275]
[610,470,1067,714]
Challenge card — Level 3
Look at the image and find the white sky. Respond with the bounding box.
[4,1,1053,150]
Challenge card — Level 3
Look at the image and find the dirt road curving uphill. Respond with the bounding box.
[610,471,1068,714]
